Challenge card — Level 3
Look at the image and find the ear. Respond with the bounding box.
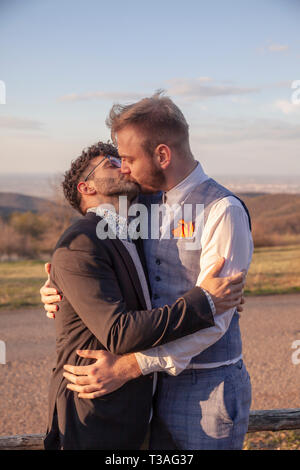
[77,181,96,196]
[155,144,171,170]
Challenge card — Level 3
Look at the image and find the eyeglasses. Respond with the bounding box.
[84,155,121,181]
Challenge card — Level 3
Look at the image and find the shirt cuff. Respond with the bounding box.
[134,351,168,375]
[200,288,216,315]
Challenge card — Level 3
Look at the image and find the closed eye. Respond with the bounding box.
[120,156,133,164]
[102,162,117,171]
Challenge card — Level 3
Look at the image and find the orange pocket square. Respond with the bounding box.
[172,219,195,238]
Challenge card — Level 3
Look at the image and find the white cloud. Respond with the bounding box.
[257,43,289,55]
[0,115,43,130]
[230,96,251,104]
[189,118,300,175]
[166,78,260,101]
[197,77,212,83]
[59,91,146,102]
[270,80,294,89]
[59,77,260,104]
[191,118,300,144]
[274,100,300,115]
[268,44,289,52]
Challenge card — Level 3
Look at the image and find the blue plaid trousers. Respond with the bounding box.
[149,360,252,450]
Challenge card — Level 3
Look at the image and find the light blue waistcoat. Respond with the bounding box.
[140,178,251,365]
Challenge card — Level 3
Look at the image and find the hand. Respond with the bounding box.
[40,262,61,319]
[200,258,246,315]
[63,350,141,399]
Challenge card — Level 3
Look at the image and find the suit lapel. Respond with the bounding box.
[110,238,148,310]
[86,211,148,309]
[133,238,152,299]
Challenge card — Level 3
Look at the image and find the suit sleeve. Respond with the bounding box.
[51,245,214,355]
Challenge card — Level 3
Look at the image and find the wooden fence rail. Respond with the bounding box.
[0,408,299,450]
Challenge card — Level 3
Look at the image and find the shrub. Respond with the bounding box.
[0,219,37,258]
[10,212,47,239]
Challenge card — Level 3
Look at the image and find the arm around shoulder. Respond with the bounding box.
[51,243,214,355]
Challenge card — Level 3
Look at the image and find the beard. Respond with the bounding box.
[123,165,167,194]
[93,174,140,200]
[141,166,166,193]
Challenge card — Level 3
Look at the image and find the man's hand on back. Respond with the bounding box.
[39,257,246,398]
[199,257,246,314]
[40,258,246,317]
[63,349,141,399]
[40,263,61,319]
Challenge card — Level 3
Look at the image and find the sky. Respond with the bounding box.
[0,0,300,177]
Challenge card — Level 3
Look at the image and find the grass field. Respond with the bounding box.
[243,430,300,450]
[0,248,299,450]
[245,244,300,296]
[0,259,47,310]
[0,244,300,310]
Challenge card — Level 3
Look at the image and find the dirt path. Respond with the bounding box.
[240,294,300,410]
[0,294,299,436]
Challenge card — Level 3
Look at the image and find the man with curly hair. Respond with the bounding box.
[41,92,253,450]
[42,140,245,450]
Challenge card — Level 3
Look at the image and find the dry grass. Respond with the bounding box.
[1,244,300,310]
[242,194,300,247]
[1,252,300,449]
[0,260,46,310]
[245,244,300,295]
[244,430,300,450]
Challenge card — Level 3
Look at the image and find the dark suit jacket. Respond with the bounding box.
[44,211,214,450]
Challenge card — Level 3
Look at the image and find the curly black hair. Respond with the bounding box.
[62,141,119,214]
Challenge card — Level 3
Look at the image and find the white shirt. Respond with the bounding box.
[134,162,254,376]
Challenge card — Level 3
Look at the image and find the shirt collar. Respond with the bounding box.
[164,161,209,206]
[87,205,131,241]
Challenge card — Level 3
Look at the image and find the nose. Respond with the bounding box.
[120,159,131,174]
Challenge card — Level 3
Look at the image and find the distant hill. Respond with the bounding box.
[0,173,57,198]
[1,191,300,246]
[0,192,55,217]
[238,193,300,246]
[237,192,267,198]
[239,193,300,233]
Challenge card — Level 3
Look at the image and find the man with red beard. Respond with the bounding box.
[42,93,253,450]
[43,141,245,450]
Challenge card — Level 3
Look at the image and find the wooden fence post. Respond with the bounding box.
[0,408,299,449]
